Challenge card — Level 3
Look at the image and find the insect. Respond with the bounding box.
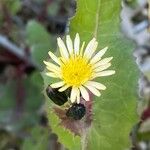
[46,85,86,120]
[46,85,68,106]
[66,103,86,120]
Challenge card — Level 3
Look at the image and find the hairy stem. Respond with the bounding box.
[81,129,89,150]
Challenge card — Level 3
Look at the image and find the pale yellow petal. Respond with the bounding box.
[84,85,101,96]
[59,57,67,64]
[66,35,73,55]
[74,33,80,55]
[94,63,111,72]
[46,72,59,78]
[85,41,98,59]
[44,61,60,70]
[57,37,69,59]
[90,47,108,64]
[46,66,60,74]
[80,42,85,56]
[79,86,89,101]
[70,87,78,103]
[85,81,106,90]
[93,57,113,68]
[84,38,96,58]
[58,85,70,92]
[93,70,115,78]
[48,51,61,65]
[76,89,80,104]
[51,81,65,88]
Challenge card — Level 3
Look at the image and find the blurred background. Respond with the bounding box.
[0,0,150,150]
[0,0,75,149]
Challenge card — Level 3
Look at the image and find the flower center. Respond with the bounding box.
[61,56,92,87]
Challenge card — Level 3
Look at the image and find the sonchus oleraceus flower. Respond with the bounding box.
[44,33,115,104]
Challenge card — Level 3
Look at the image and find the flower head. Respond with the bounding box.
[44,33,115,103]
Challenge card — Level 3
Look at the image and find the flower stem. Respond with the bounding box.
[81,129,89,150]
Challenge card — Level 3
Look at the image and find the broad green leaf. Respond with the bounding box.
[26,20,56,67]
[0,82,16,109]
[22,126,50,150]
[23,72,44,111]
[2,0,21,15]
[0,72,43,131]
[69,0,138,150]
[0,82,16,125]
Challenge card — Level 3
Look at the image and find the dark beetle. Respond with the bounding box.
[66,103,86,120]
[46,85,68,106]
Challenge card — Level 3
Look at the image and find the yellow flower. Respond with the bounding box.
[44,33,115,103]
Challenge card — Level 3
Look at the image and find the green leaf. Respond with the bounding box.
[22,126,50,150]
[0,72,43,130]
[69,0,138,150]
[0,82,16,125]
[0,82,16,109]
[26,20,56,67]
[24,72,44,111]
[3,0,21,15]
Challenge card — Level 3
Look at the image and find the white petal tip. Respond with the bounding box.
[85,98,89,101]
[76,33,79,36]
[75,33,79,39]
[48,51,52,55]
[57,37,62,43]
[57,37,61,40]
[45,72,51,75]
[84,95,90,101]
[45,73,49,76]
[103,46,108,51]
[70,98,76,103]
[50,85,57,88]
[98,93,101,97]
[102,86,106,90]
[90,38,96,43]
[58,89,63,92]
[66,35,70,38]
[112,70,116,74]
[43,61,47,65]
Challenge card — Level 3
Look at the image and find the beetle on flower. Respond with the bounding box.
[44,33,115,104]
